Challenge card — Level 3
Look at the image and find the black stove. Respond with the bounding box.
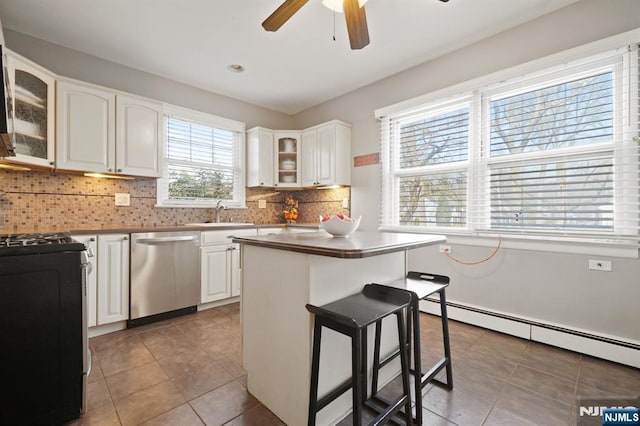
[0,230,88,424]
[0,232,86,256]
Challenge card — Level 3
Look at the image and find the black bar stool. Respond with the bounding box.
[369,271,453,425]
[306,284,414,426]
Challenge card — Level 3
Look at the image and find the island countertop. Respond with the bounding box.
[232,230,446,258]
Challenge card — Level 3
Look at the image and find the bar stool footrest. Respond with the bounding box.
[316,378,354,412]
[365,395,411,426]
[420,357,452,389]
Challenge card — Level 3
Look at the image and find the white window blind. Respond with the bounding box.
[379,41,639,245]
[157,106,245,208]
[382,98,471,229]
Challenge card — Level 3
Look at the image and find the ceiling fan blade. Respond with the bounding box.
[262,0,309,32]
[343,0,370,50]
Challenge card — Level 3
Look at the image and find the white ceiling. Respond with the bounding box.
[0,0,578,115]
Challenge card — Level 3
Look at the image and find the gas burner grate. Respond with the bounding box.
[0,232,76,248]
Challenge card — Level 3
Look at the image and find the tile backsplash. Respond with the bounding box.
[0,169,351,232]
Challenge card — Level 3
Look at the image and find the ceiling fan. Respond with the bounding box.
[262,0,449,50]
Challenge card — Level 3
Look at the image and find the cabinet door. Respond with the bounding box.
[56,80,116,173]
[317,125,336,185]
[97,234,130,325]
[274,132,300,188]
[230,244,241,297]
[247,128,274,187]
[74,234,98,328]
[115,94,162,177]
[301,129,318,186]
[6,51,55,168]
[201,244,231,303]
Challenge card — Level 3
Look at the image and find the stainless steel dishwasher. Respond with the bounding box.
[129,231,200,327]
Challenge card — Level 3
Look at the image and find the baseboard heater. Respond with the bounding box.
[420,298,640,369]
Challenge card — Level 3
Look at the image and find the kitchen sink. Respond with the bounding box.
[184,222,255,227]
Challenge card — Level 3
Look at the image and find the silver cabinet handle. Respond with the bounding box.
[135,236,196,244]
[117,168,122,173]
[123,236,129,240]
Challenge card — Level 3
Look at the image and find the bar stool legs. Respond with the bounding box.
[308,320,322,426]
[434,289,453,390]
[307,284,414,426]
[370,272,454,425]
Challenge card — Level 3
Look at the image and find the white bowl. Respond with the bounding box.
[319,215,361,237]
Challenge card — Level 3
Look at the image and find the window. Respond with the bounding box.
[379,42,639,244]
[390,99,471,229]
[157,106,245,208]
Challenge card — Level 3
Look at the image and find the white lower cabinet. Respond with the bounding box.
[200,230,254,303]
[73,235,98,327]
[97,234,130,325]
[201,243,241,303]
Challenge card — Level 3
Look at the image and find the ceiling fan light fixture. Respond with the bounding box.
[321,0,368,13]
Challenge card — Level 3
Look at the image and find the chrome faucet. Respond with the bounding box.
[215,200,225,223]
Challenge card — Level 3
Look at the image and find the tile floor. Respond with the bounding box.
[72,303,640,425]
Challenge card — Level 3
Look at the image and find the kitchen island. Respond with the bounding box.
[233,230,445,426]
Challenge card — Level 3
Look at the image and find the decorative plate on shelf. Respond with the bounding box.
[280,159,296,170]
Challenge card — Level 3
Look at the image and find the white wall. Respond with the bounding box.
[293,0,640,343]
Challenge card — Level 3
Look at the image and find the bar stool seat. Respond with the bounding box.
[370,271,453,425]
[306,284,414,426]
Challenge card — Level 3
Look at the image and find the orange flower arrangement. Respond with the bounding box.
[283,197,298,222]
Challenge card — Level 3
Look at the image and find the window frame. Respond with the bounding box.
[377,29,640,254]
[386,96,473,231]
[477,57,624,235]
[156,105,246,209]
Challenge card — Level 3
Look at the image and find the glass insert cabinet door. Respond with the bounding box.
[274,132,301,187]
[6,51,55,168]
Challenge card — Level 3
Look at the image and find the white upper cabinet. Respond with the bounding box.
[56,80,115,173]
[5,50,55,168]
[301,120,351,187]
[56,79,162,177]
[274,131,300,188]
[246,127,275,187]
[301,129,318,186]
[115,94,162,177]
[248,120,351,188]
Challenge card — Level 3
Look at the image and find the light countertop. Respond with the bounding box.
[232,230,446,258]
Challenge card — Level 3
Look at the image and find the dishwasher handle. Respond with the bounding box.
[135,236,198,244]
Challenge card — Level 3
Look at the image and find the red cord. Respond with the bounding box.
[445,235,502,265]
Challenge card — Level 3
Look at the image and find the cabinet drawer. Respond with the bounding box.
[201,228,256,245]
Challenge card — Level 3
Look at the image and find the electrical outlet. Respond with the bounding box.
[588,259,612,271]
[258,199,266,209]
[439,245,451,254]
[342,198,349,208]
[114,193,130,206]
